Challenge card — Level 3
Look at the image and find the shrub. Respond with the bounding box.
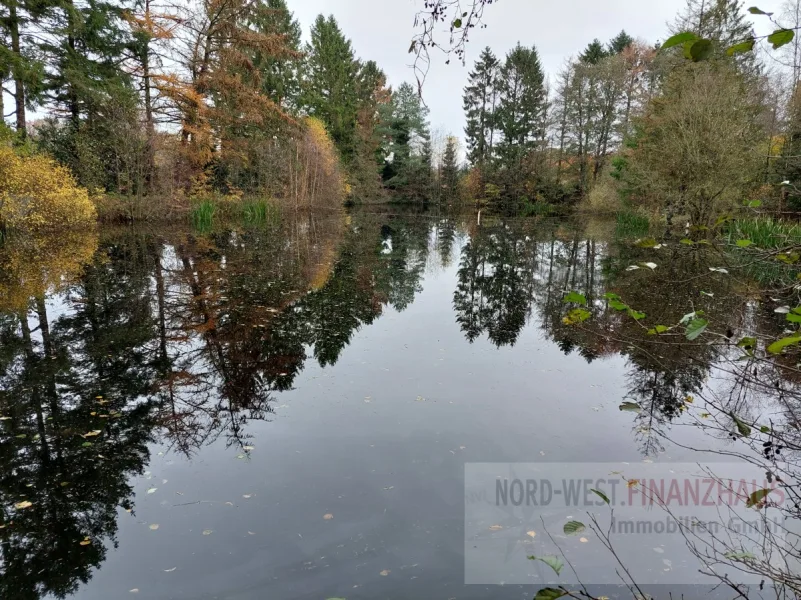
[0,147,96,231]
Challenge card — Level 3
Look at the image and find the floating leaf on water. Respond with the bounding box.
[236,454,246,459]
[129,589,139,594]
[526,530,536,538]
[488,524,503,531]
[147,487,157,495]
[528,554,564,576]
[0,416,11,421]
[243,494,252,499]
[164,567,177,572]
[579,537,589,543]
[243,446,254,451]
[323,513,334,520]
[248,531,256,535]
[379,569,391,576]
[14,501,32,509]
[202,530,213,536]
[619,402,641,413]
[563,521,586,535]
[83,430,102,438]
[149,524,159,530]
[80,538,91,546]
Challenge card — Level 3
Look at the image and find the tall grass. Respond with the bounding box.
[190,200,216,231]
[242,198,279,225]
[725,217,801,248]
[614,210,650,238]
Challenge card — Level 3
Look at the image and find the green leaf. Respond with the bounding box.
[767,335,801,354]
[563,308,591,325]
[748,6,772,15]
[768,29,795,49]
[732,413,752,437]
[685,318,708,341]
[603,292,620,301]
[452,18,462,28]
[635,237,659,248]
[760,425,771,433]
[564,521,586,535]
[746,488,771,508]
[534,589,566,600]
[528,555,564,576]
[648,325,670,335]
[683,40,695,59]
[727,38,756,55]
[680,238,695,245]
[787,313,801,323]
[608,299,629,311]
[81,441,93,448]
[627,309,646,321]
[690,39,714,61]
[737,337,756,350]
[590,489,610,505]
[563,291,587,305]
[619,401,642,413]
[662,31,698,49]
[736,239,753,248]
[746,199,762,208]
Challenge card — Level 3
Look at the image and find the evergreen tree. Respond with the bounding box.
[494,43,547,190]
[441,135,459,199]
[608,30,634,54]
[382,81,430,195]
[463,46,500,167]
[303,14,360,160]
[248,0,302,109]
[580,39,608,64]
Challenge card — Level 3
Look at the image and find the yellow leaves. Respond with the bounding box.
[14,500,33,509]
[0,147,96,232]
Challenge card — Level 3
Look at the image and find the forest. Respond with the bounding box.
[1,0,801,230]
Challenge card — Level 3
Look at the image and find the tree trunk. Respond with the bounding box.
[8,0,26,137]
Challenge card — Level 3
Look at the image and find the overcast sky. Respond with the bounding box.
[290,0,785,145]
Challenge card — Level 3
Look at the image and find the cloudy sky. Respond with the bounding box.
[290,0,785,144]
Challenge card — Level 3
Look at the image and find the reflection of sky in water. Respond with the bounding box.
[0,215,787,600]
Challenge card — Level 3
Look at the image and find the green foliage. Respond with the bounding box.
[725,218,801,248]
[615,210,650,238]
[463,47,500,167]
[248,0,302,108]
[190,200,216,231]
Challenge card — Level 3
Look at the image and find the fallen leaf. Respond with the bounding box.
[526,530,536,538]
[164,567,176,573]
[202,530,213,536]
[243,494,252,499]
[83,430,102,438]
[243,446,254,451]
[147,488,157,495]
[247,531,256,535]
[579,537,589,543]
[236,454,246,459]
[14,501,32,509]
[80,538,91,546]
[149,524,159,530]
[379,569,390,576]
[129,589,139,594]
[323,513,334,520]
[489,525,503,531]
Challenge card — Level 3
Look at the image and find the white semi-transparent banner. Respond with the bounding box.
[464,462,794,586]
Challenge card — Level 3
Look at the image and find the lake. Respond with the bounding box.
[0,210,796,600]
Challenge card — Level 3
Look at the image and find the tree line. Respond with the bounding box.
[0,0,463,223]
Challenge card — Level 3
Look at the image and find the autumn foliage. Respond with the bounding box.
[0,147,97,231]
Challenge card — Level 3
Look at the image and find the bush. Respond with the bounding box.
[0,147,96,231]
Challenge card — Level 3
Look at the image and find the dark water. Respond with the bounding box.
[0,211,795,599]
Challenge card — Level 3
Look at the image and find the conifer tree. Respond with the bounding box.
[463,46,499,167]
[248,0,302,109]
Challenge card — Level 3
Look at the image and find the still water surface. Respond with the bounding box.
[0,211,789,599]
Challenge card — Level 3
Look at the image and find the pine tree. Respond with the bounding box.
[494,43,547,189]
[463,46,499,167]
[608,30,634,54]
[303,14,360,160]
[580,39,608,64]
[0,0,48,137]
[441,136,459,199]
[248,0,302,109]
[382,82,431,195]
